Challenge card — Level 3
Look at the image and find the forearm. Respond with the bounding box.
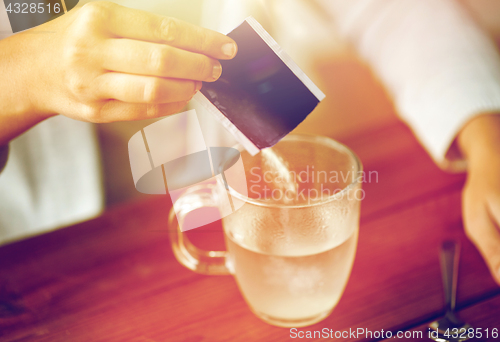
[0,31,56,145]
[320,0,500,168]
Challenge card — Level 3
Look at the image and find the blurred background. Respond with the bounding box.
[81,0,500,207]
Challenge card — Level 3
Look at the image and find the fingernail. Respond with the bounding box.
[212,64,222,80]
[222,43,237,58]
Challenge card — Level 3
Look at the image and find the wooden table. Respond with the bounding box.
[1,59,499,341]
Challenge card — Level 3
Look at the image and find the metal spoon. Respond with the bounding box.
[429,240,472,342]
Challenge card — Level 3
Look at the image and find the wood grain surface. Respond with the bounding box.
[1,59,499,342]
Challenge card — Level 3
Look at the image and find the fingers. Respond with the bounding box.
[95,73,202,104]
[101,39,222,82]
[463,189,500,284]
[88,100,189,122]
[86,2,237,59]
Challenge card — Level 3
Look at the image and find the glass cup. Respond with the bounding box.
[169,134,362,327]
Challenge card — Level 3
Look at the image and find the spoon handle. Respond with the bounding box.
[440,240,460,313]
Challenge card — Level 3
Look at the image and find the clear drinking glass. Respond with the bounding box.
[169,134,362,327]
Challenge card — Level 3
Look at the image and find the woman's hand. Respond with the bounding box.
[35,1,237,121]
[458,114,500,285]
[0,1,237,143]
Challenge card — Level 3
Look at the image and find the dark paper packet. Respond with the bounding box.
[193,17,325,155]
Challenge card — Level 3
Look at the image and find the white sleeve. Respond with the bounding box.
[318,0,500,171]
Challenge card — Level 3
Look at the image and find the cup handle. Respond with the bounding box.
[168,183,232,275]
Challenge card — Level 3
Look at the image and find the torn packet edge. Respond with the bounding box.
[194,16,326,156]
